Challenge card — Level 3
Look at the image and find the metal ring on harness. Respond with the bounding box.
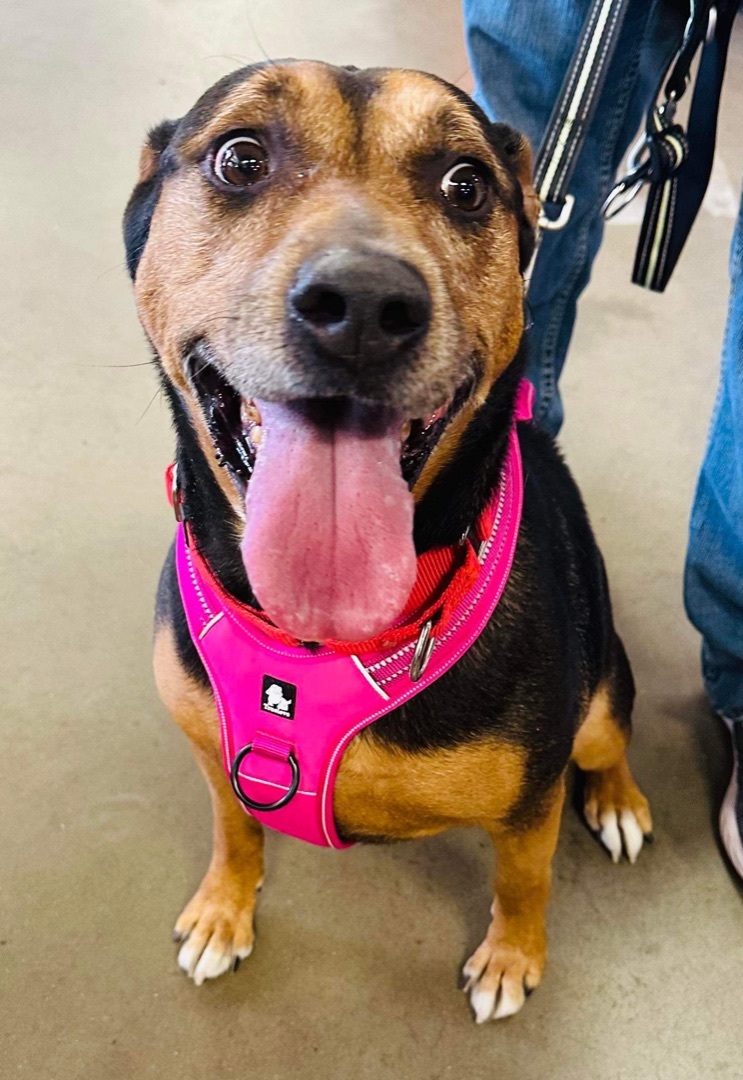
[230,744,300,811]
[410,620,435,682]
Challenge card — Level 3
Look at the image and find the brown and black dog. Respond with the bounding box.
[124,61,652,1022]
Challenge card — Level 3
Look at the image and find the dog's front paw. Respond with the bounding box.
[173,870,259,986]
[462,934,543,1023]
[583,762,653,864]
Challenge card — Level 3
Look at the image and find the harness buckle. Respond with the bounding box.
[410,620,435,682]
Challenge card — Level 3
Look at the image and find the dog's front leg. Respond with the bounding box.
[463,777,565,1022]
[155,624,265,985]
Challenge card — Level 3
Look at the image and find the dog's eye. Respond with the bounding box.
[440,162,489,212]
[213,136,269,187]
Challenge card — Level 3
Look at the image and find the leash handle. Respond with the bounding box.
[534,0,632,229]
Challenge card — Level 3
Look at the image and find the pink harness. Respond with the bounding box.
[173,380,533,848]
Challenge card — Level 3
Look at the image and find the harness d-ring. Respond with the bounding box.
[410,620,435,682]
[230,744,300,811]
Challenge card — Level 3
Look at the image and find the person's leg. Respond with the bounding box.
[684,190,743,876]
[463,0,686,434]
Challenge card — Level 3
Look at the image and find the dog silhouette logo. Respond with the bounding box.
[261,675,297,719]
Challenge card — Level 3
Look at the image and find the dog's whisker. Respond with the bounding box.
[245,3,276,67]
[84,361,155,369]
[202,53,254,67]
[95,261,129,282]
[136,385,164,425]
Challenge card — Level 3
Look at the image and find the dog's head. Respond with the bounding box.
[125,61,537,642]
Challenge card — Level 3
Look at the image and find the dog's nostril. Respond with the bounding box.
[379,298,427,337]
[293,286,347,327]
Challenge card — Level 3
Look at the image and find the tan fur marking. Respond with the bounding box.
[368,70,510,184]
[138,143,160,184]
[463,779,566,1018]
[572,685,627,772]
[334,734,527,840]
[572,684,653,843]
[179,62,356,164]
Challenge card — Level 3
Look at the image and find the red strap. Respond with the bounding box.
[165,463,176,508]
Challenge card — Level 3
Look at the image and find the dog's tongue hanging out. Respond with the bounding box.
[241,400,417,642]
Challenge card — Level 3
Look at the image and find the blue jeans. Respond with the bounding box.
[465,0,743,718]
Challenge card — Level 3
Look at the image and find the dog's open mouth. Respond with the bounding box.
[188,355,472,641]
[187,356,467,491]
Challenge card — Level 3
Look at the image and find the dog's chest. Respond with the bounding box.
[332,731,526,840]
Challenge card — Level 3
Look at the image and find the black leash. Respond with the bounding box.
[534,0,741,292]
[534,0,633,231]
[625,1,739,291]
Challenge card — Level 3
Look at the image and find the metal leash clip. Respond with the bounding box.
[602,131,651,220]
[538,194,575,232]
[409,619,435,682]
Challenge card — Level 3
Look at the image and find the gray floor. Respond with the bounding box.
[2,2,742,1077]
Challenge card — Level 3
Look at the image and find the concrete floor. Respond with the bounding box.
[2,2,742,1077]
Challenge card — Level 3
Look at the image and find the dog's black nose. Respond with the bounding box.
[288,249,431,365]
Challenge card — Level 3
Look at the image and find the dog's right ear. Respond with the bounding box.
[490,123,540,273]
[123,119,179,280]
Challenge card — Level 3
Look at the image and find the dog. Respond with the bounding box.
[124,60,652,1022]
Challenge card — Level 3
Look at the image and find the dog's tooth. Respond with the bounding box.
[400,421,411,442]
[241,400,262,426]
[249,425,263,448]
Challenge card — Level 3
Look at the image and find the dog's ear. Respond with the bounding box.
[491,123,540,272]
[123,119,179,280]
[137,119,179,183]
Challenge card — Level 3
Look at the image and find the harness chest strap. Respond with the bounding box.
[174,380,534,848]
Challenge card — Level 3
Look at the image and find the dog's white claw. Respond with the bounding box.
[178,937,252,986]
[599,808,622,863]
[493,984,524,1019]
[619,808,644,864]
[471,984,496,1024]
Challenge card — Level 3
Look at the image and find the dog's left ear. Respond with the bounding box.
[491,123,540,272]
[123,119,180,280]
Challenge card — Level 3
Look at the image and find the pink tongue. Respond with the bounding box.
[242,400,417,642]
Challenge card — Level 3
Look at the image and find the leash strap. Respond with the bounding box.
[627,0,740,291]
[534,0,632,230]
[533,0,740,291]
